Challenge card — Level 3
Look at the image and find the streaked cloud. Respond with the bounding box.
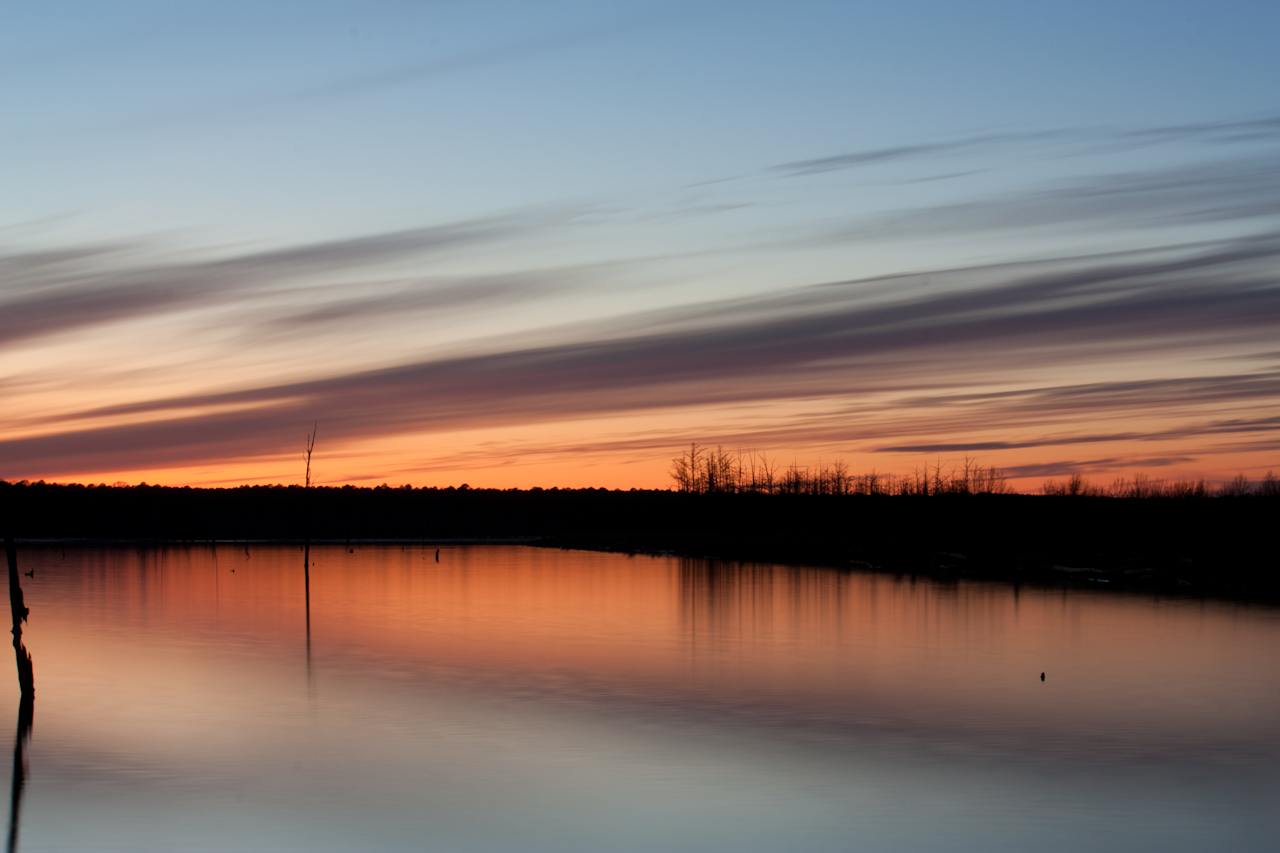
[252,263,611,338]
[0,209,569,348]
[817,155,1280,242]
[875,414,1280,454]
[1002,457,1199,480]
[770,130,1074,177]
[1121,114,1280,146]
[6,230,1279,478]
[769,115,1280,180]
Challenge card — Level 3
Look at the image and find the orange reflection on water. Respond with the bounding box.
[20,545,1280,750]
[5,544,1280,852]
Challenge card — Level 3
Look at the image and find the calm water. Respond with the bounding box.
[4,545,1279,852]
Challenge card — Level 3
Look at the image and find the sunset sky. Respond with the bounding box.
[4,0,1279,488]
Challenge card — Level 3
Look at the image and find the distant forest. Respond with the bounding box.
[667,442,1279,498]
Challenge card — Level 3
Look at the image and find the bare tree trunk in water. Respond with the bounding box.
[5,540,32,697]
[5,541,27,635]
[6,537,34,853]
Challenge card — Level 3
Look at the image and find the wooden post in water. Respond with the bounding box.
[303,424,317,666]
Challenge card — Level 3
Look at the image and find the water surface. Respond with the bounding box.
[5,545,1279,851]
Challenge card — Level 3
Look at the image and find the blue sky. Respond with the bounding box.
[3,1,1280,486]
[8,1,1278,244]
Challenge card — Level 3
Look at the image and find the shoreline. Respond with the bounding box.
[6,482,1277,603]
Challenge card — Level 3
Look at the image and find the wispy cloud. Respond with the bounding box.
[249,258,642,339]
[767,114,1280,179]
[278,20,640,108]
[1001,456,1198,479]
[45,13,654,141]
[0,209,569,348]
[815,155,1280,242]
[875,414,1280,454]
[1121,114,1280,146]
[770,130,1074,177]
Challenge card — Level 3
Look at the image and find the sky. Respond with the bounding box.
[3,0,1280,489]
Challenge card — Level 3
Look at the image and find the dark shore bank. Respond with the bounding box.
[3,481,1277,601]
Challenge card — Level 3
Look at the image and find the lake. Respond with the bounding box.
[5,544,1278,851]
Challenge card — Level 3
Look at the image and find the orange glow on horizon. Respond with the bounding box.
[19,402,1277,492]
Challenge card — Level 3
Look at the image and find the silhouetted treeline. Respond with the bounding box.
[669,444,1010,495]
[3,479,1278,600]
[1041,471,1280,498]
[670,442,1280,499]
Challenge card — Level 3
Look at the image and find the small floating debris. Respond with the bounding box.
[1050,564,1111,581]
[1050,564,1100,575]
